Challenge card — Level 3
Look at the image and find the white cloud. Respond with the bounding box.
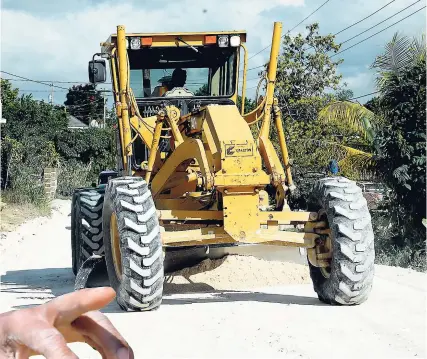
[1,0,424,103]
[1,1,303,80]
[343,71,376,93]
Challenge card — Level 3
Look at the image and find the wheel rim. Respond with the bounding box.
[318,209,332,279]
[110,212,122,280]
[320,266,331,278]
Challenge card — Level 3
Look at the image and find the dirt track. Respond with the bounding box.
[0,199,426,359]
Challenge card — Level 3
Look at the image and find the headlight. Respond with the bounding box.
[130,37,141,50]
[230,35,240,47]
[218,35,229,47]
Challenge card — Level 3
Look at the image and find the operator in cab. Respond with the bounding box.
[169,68,187,90]
[163,68,194,97]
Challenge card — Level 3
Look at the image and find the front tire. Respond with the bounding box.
[308,177,375,305]
[103,177,164,311]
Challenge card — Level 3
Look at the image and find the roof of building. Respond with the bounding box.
[67,115,88,129]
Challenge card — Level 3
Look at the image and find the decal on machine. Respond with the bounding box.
[224,142,254,157]
[142,105,160,117]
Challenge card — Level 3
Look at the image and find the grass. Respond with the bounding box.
[0,191,51,232]
[375,246,426,272]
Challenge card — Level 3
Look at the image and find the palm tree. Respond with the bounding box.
[372,33,426,90]
[311,33,426,177]
[316,100,377,177]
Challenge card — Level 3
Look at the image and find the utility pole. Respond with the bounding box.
[103,91,106,128]
[49,83,54,105]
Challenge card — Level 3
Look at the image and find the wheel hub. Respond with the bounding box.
[110,213,123,280]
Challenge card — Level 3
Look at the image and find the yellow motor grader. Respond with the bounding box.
[71,22,375,311]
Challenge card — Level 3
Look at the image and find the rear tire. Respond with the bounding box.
[71,188,105,275]
[103,177,164,311]
[308,177,375,305]
[71,191,79,275]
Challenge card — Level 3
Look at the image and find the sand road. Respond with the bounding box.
[0,199,425,358]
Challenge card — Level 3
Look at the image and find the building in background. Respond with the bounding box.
[67,114,88,130]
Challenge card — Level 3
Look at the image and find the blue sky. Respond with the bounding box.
[1,0,425,107]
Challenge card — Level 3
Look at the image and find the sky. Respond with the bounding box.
[0,0,425,107]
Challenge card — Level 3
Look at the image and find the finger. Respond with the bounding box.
[40,287,116,325]
[57,324,86,343]
[16,323,78,359]
[83,335,107,359]
[25,326,84,357]
[25,327,105,358]
[72,311,134,359]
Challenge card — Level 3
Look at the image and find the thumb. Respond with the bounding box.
[41,287,116,326]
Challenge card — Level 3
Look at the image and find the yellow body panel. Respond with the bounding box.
[151,138,213,198]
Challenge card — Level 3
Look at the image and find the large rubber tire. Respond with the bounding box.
[308,176,375,305]
[71,188,105,275]
[71,191,79,275]
[103,177,164,311]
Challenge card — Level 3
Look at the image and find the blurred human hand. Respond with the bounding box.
[0,287,133,359]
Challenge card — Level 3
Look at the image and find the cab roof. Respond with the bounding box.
[101,30,247,53]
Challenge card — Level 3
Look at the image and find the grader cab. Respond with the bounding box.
[71,22,375,311]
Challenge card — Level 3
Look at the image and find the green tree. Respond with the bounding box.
[0,79,67,201]
[275,23,343,104]
[64,84,104,125]
[194,83,209,96]
[1,79,116,200]
[335,89,354,101]
[373,34,426,255]
[364,96,382,115]
[270,23,370,193]
[237,96,256,114]
[317,33,427,269]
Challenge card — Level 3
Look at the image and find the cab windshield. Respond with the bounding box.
[127,46,238,98]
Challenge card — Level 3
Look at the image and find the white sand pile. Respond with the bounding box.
[164,255,310,294]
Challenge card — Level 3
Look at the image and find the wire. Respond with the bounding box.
[244,64,268,73]
[339,0,421,46]
[288,0,331,33]
[245,1,419,73]
[1,71,69,90]
[331,5,426,58]
[299,0,419,56]
[247,0,331,61]
[18,89,69,93]
[349,91,381,100]
[2,77,113,85]
[239,76,267,83]
[334,0,397,36]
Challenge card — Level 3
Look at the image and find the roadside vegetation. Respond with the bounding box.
[1,25,425,270]
[268,25,426,271]
[0,81,116,222]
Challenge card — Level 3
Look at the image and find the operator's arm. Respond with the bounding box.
[0,287,133,359]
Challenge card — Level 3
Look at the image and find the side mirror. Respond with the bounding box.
[88,60,106,84]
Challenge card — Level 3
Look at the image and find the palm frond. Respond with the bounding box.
[291,138,377,179]
[318,101,376,143]
[372,33,413,74]
[338,150,376,174]
[372,32,426,77]
[411,34,426,64]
